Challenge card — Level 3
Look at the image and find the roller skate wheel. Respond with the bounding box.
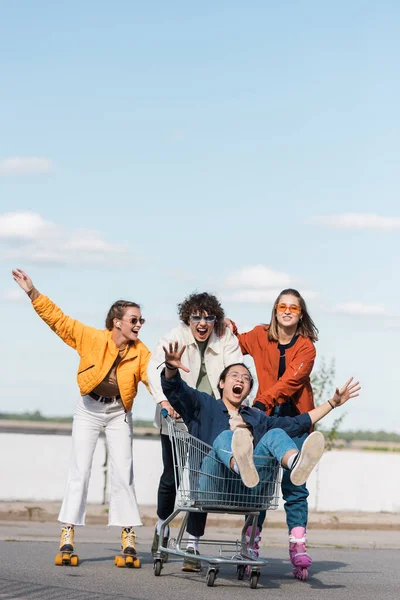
[55,553,63,566]
[70,555,79,566]
[115,556,126,568]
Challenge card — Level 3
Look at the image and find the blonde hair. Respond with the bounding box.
[268,288,318,343]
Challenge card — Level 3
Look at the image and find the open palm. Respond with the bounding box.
[12,268,33,293]
[162,342,190,373]
[331,377,361,407]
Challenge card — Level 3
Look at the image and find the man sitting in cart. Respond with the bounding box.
[161,342,360,499]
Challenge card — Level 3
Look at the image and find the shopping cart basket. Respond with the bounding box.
[153,410,282,588]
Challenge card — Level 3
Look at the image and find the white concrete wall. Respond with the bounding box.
[1,433,399,512]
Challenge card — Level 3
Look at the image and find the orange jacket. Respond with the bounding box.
[32,294,150,412]
[233,323,315,415]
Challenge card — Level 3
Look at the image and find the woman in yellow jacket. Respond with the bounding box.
[12,268,151,564]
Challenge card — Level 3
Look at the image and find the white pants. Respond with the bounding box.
[58,395,142,527]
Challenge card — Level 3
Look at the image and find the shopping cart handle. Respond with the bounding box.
[161,408,169,418]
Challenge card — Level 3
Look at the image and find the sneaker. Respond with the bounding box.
[290,431,325,486]
[121,527,137,556]
[59,525,74,552]
[182,547,201,572]
[151,527,169,562]
[289,526,311,581]
[232,429,259,488]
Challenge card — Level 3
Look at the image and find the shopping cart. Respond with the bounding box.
[153,410,282,588]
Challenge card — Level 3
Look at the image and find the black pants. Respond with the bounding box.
[157,433,207,537]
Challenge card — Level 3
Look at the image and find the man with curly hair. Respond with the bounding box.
[147,292,243,571]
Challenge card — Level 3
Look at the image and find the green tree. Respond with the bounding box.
[311,358,346,451]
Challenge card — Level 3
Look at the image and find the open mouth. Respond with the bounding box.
[196,327,208,335]
[232,384,243,395]
[131,329,140,335]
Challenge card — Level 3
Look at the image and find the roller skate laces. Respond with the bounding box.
[289,527,311,581]
[121,527,137,556]
[59,525,74,552]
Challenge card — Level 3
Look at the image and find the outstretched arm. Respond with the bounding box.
[160,342,203,423]
[12,268,94,353]
[308,378,361,425]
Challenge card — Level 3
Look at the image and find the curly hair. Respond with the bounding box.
[105,300,141,331]
[178,292,225,336]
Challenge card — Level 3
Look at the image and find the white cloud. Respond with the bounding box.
[332,302,386,316]
[224,265,292,289]
[0,212,56,240]
[307,213,400,231]
[0,157,52,175]
[0,211,129,266]
[0,289,25,302]
[224,289,317,304]
[222,265,317,304]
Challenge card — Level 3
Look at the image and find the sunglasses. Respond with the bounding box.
[121,317,146,325]
[276,303,301,314]
[190,315,216,323]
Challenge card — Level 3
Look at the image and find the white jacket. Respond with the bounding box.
[147,323,244,432]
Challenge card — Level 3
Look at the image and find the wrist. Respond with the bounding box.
[27,287,40,301]
[327,399,335,410]
[165,362,177,371]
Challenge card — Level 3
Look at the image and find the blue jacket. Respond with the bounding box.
[161,371,312,448]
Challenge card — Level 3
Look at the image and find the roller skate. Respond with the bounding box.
[244,525,261,577]
[289,526,311,580]
[55,525,79,566]
[114,527,141,568]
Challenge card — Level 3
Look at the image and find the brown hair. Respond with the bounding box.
[105,300,141,331]
[268,288,318,343]
[178,292,225,336]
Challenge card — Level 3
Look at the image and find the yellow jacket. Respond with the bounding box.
[32,294,151,412]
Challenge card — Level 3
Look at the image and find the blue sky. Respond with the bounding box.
[1,1,399,432]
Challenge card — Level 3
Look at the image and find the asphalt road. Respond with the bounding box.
[0,528,396,600]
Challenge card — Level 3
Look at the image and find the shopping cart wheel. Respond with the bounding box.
[154,559,162,576]
[237,565,245,580]
[249,569,260,589]
[206,568,218,587]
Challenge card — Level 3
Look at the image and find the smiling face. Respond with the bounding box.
[114,306,145,343]
[219,364,252,408]
[275,294,302,330]
[189,310,216,343]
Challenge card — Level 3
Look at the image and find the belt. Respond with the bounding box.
[89,391,121,404]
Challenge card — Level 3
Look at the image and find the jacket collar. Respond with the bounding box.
[106,329,138,356]
[180,323,222,354]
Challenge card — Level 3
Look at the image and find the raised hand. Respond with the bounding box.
[162,341,190,373]
[331,377,361,407]
[12,268,34,293]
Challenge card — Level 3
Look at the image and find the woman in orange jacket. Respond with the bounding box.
[228,288,318,581]
[12,268,150,566]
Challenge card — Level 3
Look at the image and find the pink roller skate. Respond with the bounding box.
[245,526,261,576]
[289,526,311,581]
